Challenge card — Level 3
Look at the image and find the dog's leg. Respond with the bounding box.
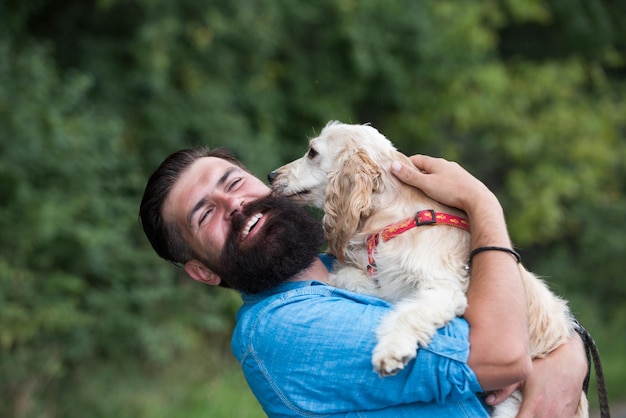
[372,285,467,376]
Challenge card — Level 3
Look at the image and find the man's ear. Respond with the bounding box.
[184,260,222,286]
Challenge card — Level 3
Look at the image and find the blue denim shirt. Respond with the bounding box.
[231,255,488,417]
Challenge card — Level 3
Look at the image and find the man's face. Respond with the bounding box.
[163,156,271,264]
[163,157,324,293]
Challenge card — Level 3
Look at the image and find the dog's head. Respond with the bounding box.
[269,121,399,260]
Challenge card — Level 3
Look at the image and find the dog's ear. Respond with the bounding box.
[324,149,381,262]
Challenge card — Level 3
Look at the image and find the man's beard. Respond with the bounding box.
[208,196,325,294]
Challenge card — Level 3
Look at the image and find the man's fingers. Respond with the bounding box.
[405,154,430,171]
[483,384,519,406]
[390,160,424,188]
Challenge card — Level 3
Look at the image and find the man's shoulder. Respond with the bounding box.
[233,281,390,348]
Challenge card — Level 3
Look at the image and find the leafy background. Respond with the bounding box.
[1,0,625,417]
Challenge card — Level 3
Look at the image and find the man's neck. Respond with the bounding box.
[288,258,329,284]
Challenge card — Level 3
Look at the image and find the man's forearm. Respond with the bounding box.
[465,191,531,390]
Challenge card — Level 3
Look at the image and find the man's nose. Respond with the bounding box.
[221,194,244,218]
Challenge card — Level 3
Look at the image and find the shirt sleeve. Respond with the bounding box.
[233,285,484,416]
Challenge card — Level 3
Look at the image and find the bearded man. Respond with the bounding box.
[140,146,588,418]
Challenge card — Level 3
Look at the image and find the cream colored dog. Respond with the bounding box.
[269,121,588,418]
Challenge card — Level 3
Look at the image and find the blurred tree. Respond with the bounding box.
[0,25,237,418]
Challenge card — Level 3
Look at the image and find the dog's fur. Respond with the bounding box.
[269,121,588,418]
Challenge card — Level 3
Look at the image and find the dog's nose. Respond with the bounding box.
[267,171,278,184]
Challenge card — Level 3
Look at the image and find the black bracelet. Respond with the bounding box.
[468,246,521,267]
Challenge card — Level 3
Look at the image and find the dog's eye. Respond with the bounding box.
[307,147,318,159]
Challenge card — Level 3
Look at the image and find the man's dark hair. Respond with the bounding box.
[139,146,246,266]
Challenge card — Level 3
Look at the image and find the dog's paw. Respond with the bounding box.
[371,338,418,377]
[371,309,438,377]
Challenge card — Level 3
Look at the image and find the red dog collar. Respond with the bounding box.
[366,209,470,275]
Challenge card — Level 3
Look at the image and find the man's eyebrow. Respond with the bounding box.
[187,166,238,228]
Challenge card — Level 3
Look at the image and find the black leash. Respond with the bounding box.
[575,320,611,418]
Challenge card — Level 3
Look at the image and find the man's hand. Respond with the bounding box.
[485,335,588,418]
[390,155,495,214]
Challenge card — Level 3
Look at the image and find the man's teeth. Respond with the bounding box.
[241,213,263,239]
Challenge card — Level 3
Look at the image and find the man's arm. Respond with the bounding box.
[486,334,589,418]
[391,156,531,390]
[391,156,588,411]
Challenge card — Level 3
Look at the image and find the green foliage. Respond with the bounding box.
[1,0,625,416]
[0,34,239,417]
